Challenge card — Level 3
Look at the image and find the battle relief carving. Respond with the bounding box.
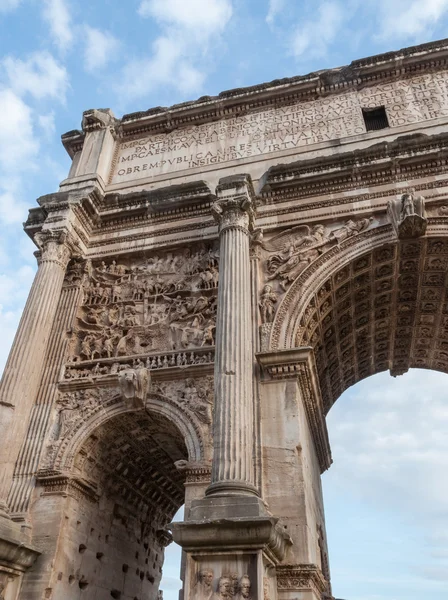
[192,570,252,600]
[66,244,218,370]
[387,189,427,238]
[258,218,375,324]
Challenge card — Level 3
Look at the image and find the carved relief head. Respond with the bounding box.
[239,575,251,599]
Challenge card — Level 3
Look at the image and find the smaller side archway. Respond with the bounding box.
[30,389,209,600]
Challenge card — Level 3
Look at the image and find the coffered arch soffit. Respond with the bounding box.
[268,225,448,412]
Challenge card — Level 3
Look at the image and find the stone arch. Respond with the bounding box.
[55,390,206,473]
[37,387,209,600]
[269,225,448,412]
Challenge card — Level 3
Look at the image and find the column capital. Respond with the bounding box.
[34,229,81,269]
[212,174,256,234]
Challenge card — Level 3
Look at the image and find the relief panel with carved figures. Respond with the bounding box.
[258,217,376,326]
[66,244,219,372]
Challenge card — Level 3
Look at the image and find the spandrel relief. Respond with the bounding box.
[153,377,214,425]
[67,244,218,365]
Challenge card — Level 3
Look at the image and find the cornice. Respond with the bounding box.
[61,129,85,158]
[111,39,448,138]
[260,132,448,205]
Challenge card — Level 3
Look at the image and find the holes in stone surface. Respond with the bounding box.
[140,571,144,581]
[96,552,104,560]
[68,576,75,585]
[144,542,148,550]
[105,535,109,543]
[57,572,63,580]
[147,573,155,584]
[79,580,89,590]
[122,564,129,573]
[110,591,121,599]
[90,528,94,533]
[135,551,139,559]
[79,544,87,554]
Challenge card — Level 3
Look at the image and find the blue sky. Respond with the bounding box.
[0,1,448,599]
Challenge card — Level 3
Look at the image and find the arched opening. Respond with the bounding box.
[323,369,448,600]
[53,409,188,600]
[289,237,448,413]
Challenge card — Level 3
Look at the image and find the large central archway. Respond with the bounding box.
[270,232,448,412]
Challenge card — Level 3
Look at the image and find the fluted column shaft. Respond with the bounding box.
[0,232,73,515]
[207,176,257,497]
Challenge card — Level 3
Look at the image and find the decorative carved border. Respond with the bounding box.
[276,564,327,594]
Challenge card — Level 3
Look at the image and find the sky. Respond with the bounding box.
[0,1,448,599]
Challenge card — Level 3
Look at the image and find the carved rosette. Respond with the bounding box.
[207,175,258,497]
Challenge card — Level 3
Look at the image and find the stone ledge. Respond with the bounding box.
[171,515,292,563]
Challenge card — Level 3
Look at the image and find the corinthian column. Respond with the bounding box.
[207,175,257,497]
[0,230,75,517]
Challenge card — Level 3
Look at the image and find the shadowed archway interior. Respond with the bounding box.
[55,410,188,600]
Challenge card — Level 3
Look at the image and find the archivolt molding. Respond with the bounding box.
[269,224,395,350]
[266,222,448,411]
[43,384,207,475]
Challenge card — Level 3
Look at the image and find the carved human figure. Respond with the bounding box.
[229,573,239,597]
[213,575,232,600]
[259,284,278,323]
[118,367,150,409]
[81,334,93,360]
[387,190,426,238]
[201,323,215,346]
[191,569,214,600]
[237,575,251,600]
[57,394,80,438]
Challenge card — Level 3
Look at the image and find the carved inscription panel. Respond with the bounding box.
[111,72,448,183]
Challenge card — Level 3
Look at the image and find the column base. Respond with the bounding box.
[206,480,260,497]
[171,496,292,600]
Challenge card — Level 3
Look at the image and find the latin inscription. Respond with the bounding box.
[111,72,448,184]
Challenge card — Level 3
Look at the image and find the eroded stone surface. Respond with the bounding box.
[2,39,448,600]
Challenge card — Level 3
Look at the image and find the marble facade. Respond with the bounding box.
[1,38,448,599]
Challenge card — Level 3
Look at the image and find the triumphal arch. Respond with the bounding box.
[1,38,448,599]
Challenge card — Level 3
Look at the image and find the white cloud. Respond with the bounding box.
[42,0,73,52]
[0,0,21,12]
[0,89,40,223]
[138,0,232,35]
[0,89,39,172]
[83,26,120,73]
[266,0,285,24]
[2,51,69,102]
[120,0,232,101]
[327,369,448,523]
[290,1,345,59]
[375,0,448,41]
[38,112,56,138]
